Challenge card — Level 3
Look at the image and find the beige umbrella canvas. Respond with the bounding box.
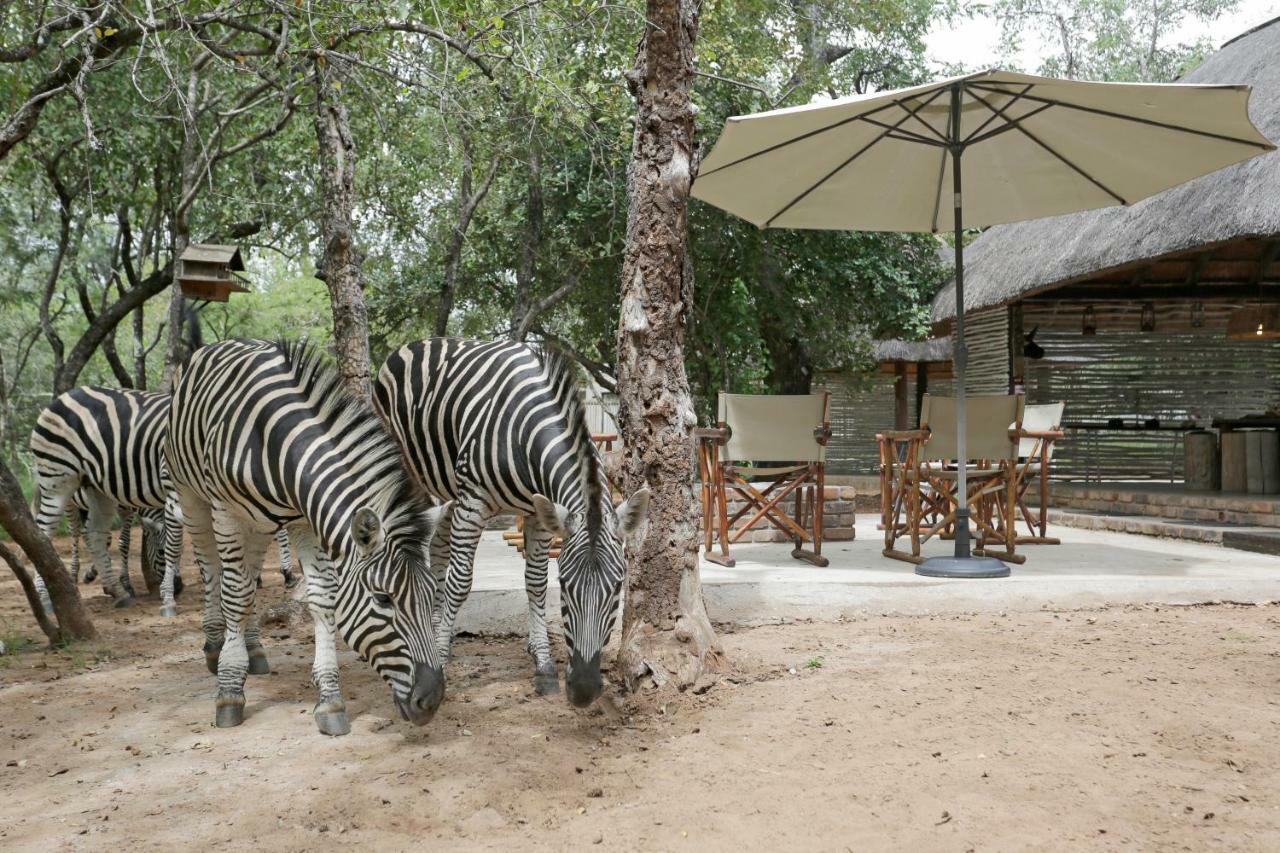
[692,70,1274,576]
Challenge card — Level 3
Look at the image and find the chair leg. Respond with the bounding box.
[791,470,829,567]
[707,463,737,568]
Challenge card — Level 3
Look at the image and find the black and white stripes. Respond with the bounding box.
[164,338,446,734]
[29,387,184,612]
[375,338,648,706]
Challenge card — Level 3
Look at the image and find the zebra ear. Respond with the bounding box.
[351,508,385,556]
[615,488,650,541]
[531,494,570,537]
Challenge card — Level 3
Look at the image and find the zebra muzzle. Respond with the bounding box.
[565,650,603,708]
[400,662,445,725]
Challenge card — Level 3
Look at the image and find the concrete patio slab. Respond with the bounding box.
[455,513,1280,634]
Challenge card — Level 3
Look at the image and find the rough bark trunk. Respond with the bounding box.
[615,0,722,693]
[0,541,61,644]
[436,139,498,337]
[510,146,543,341]
[0,460,96,643]
[313,58,371,400]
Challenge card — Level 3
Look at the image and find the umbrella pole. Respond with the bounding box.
[917,82,1009,579]
[951,131,971,561]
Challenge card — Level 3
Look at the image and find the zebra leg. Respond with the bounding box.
[523,517,559,695]
[68,510,84,584]
[84,489,133,608]
[290,524,349,736]
[33,480,75,614]
[434,494,488,666]
[427,503,454,633]
[210,507,271,728]
[117,509,137,600]
[277,528,300,589]
[159,499,184,617]
[244,539,270,676]
[179,492,225,674]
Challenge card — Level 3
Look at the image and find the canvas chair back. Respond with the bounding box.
[919,394,1024,463]
[1018,402,1066,459]
[718,392,828,465]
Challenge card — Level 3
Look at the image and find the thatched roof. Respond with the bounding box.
[873,337,952,363]
[932,18,1280,325]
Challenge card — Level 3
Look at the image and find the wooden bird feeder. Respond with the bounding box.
[178,243,249,302]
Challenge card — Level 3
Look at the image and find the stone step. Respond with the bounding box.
[1048,509,1280,554]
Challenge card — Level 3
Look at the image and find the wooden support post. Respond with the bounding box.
[893,362,909,431]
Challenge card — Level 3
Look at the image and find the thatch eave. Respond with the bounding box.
[931,17,1280,328]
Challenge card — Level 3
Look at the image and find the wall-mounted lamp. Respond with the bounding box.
[1140,302,1155,332]
[1190,302,1205,328]
[1226,304,1280,340]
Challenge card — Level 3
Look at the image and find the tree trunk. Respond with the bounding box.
[614,0,722,693]
[0,460,96,643]
[510,146,543,341]
[314,58,372,400]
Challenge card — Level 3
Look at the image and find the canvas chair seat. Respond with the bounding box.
[907,465,1004,481]
[698,392,832,569]
[728,463,809,478]
[879,394,1027,566]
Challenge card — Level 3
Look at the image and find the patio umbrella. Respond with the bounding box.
[691,70,1274,577]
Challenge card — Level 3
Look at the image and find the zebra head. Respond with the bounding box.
[532,487,650,708]
[338,501,449,726]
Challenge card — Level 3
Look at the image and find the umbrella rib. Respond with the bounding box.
[961,84,1036,143]
[695,85,951,181]
[965,103,1054,146]
[929,96,955,233]
[760,90,951,228]
[966,88,1128,205]
[967,82,1275,150]
[861,117,947,147]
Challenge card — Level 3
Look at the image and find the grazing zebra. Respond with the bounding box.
[375,338,649,707]
[29,388,184,612]
[165,338,447,734]
[65,499,168,594]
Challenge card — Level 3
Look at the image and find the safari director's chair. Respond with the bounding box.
[880,394,1026,565]
[698,392,831,568]
[1009,402,1066,545]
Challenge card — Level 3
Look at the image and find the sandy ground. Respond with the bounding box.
[2,538,1279,851]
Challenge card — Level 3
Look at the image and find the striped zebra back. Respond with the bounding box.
[29,386,172,510]
[374,338,598,515]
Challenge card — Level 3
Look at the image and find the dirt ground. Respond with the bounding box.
[2,538,1279,852]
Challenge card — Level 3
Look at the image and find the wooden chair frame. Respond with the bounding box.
[1007,426,1065,545]
[879,396,1027,566]
[697,392,831,569]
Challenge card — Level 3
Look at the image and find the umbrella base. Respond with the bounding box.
[916,555,1011,579]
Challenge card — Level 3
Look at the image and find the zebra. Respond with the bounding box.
[65,497,169,594]
[375,338,649,707]
[29,387,185,613]
[165,338,447,734]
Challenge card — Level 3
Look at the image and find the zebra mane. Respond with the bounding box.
[274,338,432,547]
[536,345,605,544]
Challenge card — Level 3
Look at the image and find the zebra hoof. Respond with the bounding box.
[283,570,301,591]
[113,595,135,609]
[247,648,270,675]
[533,668,560,696]
[314,701,350,737]
[159,604,178,618]
[215,693,245,728]
[83,569,97,583]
